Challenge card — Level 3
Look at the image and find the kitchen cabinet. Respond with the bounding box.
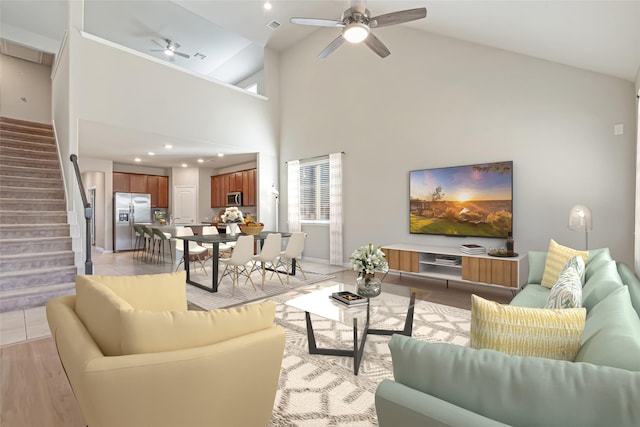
[210,168,257,208]
[112,172,169,208]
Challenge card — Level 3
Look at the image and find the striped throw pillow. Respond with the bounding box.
[545,256,584,309]
[470,295,586,361]
[541,239,589,288]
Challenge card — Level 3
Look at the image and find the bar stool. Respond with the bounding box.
[133,225,146,260]
[142,226,155,261]
[152,228,173,263]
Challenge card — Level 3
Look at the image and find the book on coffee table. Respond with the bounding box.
[331,291,368,306]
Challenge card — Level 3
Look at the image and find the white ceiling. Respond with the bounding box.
[1,0,639,169]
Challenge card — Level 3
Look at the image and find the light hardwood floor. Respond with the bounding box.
[0,251,514,427]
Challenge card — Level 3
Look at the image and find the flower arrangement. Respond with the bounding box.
[221,207,244,223]
[349,243,389,276]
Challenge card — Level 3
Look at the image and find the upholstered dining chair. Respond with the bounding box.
[273,231,307,284]
[218,235,255,295]
[174,227,209,273]
[248,233,283,289]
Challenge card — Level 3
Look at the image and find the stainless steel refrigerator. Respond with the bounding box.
[113,192,151,252]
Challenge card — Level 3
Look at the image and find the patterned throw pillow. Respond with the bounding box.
[541,239,589,288]
[545,256,585,309]
[470,295,586,361]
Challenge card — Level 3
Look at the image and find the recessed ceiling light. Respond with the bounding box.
[134,157,141,162]
[164,144,173,149]
[148,152,155,156]
[197,158,204,163]
[181,163,188,167]
[264,1,272,10]
[217,153,224,157]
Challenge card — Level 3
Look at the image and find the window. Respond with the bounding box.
[299,158,330,222]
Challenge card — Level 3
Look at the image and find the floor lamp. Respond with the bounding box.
[271,185,279,232]
[568,204,592,250]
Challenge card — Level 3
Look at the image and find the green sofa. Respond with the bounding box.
[375,248,640,427]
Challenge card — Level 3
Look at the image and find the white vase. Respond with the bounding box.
[227,223,239,236]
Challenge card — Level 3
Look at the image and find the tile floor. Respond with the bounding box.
[0,249,346,347]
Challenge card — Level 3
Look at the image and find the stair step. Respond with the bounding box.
[0,199,66,211]
[0,266,77,290]
[0,117,52,130]
[0,186,65,199]
[0,251,76,274]
[0,282,75,313]
[0,155,60,169]
[0,224,70,239]
[0,145,59,161]
[0,211,68,225]
[0,237,72,254]
[0,121,54,137]
[0,175,63,189]
[0,137,58,153]
[0,164,62,179]
[0,130,55,145]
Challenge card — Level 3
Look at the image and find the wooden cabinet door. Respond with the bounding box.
[211,175,223,208]
[383,249,418,273]
[129,174,148,194]
[113,172,130,193]
[157,176,169,208]
[242,169,256,206]
[147,175,159,207]
[462,257,517,287]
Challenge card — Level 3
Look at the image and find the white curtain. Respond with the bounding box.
[329,152,343,266]
[287,160,301,232]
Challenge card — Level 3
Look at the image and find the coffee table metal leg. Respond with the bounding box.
[305,311,369,375]
[367,292,416,336]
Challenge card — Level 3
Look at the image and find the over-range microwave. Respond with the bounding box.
[226,192,243,206]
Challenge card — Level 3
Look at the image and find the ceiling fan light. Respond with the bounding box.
[342,22,369,43]
[164,48,174,56]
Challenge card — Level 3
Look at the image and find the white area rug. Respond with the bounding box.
[185,267,334,310]
[266,281,471,426]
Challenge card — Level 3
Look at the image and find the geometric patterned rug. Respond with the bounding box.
[265,281,471,426]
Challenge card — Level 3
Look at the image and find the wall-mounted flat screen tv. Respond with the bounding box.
[410,161,513,238]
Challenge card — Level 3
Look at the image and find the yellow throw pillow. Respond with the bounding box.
[119,301,277,355]
[541,239,589,288]
[470,295,586,361]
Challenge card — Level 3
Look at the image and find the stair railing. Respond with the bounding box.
[70,154,93,274]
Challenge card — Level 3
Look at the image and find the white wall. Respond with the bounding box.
[280,26,637,268]
[0,53,52,123]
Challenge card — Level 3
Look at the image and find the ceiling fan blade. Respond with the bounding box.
[290,17,345,27]
[152,39,166,49]
[174,51,190,59]
[150,49,164,52]
[370,8,427,28]
[318,35,345,59]
[364,32,390,58]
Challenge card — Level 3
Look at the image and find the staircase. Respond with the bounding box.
[0,117,76,313]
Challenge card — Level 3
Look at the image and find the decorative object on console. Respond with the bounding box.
[409,161,513,238]
[568,204,592,249]
[506,232,514,255]
[350,243,389,298]
[470,294,586,361]
[459,244,486,254]
[541,239,589,288]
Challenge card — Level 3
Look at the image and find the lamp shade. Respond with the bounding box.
[568,204,592,231]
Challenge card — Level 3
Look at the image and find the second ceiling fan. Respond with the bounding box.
[290,0,427,59]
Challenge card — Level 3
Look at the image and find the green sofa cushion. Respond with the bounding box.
[581,260,623,312]
[510,284,549,308]
[617,262,640,315]
[389,334,640,427]
[527,251,547,284]
[584,247,613,281]
[575,286,640,371]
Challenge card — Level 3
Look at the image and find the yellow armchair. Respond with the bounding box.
[46,272,285,427]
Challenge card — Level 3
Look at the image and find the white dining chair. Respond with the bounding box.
[218,234,255,295]
[248,233,283,289]
[273,232,307,284]
[201,226,233,256]
[174,227,209,274]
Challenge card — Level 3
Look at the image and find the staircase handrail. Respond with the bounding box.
[69,154,93,274]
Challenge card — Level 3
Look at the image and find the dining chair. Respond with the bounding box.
[201,226,233,256]
[248,233,283,289]
[174,227,209,273]
[218,235,255,295]
[273,232,307,284]
[152,228,173,263]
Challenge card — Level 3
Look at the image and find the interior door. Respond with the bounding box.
[173,185,197,225]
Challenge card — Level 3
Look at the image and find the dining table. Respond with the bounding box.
[175,231,293,293]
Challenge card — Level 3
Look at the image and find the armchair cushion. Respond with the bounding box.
[120,301,277,354]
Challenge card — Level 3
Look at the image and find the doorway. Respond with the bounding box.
[173,185,197,225]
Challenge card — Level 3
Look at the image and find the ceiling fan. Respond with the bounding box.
[290,0,427,59]
[150,39,190,60]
